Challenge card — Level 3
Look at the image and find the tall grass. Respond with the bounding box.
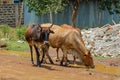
[0,24,9,38]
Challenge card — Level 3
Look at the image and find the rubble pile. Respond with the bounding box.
[82,24,120,57]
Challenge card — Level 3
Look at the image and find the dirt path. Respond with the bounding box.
[0,48,120,80]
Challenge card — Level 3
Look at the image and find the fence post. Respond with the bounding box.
[15,3,19,27]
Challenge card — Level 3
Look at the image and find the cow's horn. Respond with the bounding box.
[49,24,53,28]
[38,24,42,30]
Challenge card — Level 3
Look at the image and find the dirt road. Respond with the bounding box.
[0,48,120,80]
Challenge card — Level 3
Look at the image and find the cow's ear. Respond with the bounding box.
[36,27,42,33]
[38,24,42,31]
[36,29,40,33]
[84,54,87,57]
[50,29,54,34]
[88,50,91,55]
[36,25,42,33]
[84,54,87,58]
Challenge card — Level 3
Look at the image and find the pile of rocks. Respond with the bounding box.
[82,24,120,57]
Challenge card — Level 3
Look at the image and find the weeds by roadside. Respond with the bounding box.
[0,24,29,51]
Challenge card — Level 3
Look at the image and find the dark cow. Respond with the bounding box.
[41,23,95,68]
[25,23,54,67]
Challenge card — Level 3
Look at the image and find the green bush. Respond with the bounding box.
[16,27,26,40]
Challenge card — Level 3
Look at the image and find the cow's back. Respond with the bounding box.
[49,25,80,49]
[25,24,40,45]
[25,24,34,43]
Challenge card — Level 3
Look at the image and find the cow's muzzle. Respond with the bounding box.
[44,41,49,44]
[86,65,95,69]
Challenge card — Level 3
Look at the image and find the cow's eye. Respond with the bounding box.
[47,30,50,33]
[84,55,87,57]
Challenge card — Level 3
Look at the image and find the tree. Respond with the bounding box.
[26,0,67,23]
[70,0,80,27]
[99,0,120,14]
[70,0,120,27]
[26,0,120,27]
[18,1,24,27]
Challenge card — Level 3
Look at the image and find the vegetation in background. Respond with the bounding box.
[3,40,29,51]
[0,25,29,51]
[0,24,10,38]
[0,25,16,39]
[99,0,120,14]
[26,0,68,23]
[16,27,26,40]
[26,0,120,27]
[94,55,106,60]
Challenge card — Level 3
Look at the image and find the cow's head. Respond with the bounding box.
[39,24,54,44]
[82,50,95,68]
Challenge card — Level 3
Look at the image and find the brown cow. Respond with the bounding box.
[25,23,54,67]
[43,23,95,68]
[56,24,85,64]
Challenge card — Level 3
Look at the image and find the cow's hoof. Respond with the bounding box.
[37,65,41,67]
[50,62,54,64]
[68,64,78,67]
[36,64,41,67]
[42,60,47,64]
[32,64,37,67]
[60,63,63,66]
[31,62,34,65]
[56,59,60,62]
[64,63,68,67]
[31,61,34,65]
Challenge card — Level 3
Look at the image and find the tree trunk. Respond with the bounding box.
[71,0,80,28]
[49,8,53,23]
[18,1,23,27]
[98,12,101,25]
[15,4,19,27]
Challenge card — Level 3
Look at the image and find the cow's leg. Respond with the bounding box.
[60,49,68,66]
[56,48,60,62]
[73,56,76,64]
[46,45,54,64]
[46,50,54,64]
[60,54,64,66]
[40,48,46,64]
[29,45,34,65]
[43,54,48,64]
[42,46,54,64]
[64,50,69,66]
[60,48,64,66]
[64,53,68,66]
[66,55,70,62]
[60,54,68,66]
[34,45,41,67]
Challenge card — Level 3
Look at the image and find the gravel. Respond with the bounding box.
[82,24,120,57]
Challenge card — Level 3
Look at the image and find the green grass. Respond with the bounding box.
[1,40,29,51]
[94,55,107,59]
[0,24,28,51]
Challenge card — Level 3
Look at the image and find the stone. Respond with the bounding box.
[0,42,7,48]
[81,24,120,57]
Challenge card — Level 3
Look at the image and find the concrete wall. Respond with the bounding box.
[0,3,23,27]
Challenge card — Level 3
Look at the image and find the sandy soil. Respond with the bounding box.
[0,47,120,80]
